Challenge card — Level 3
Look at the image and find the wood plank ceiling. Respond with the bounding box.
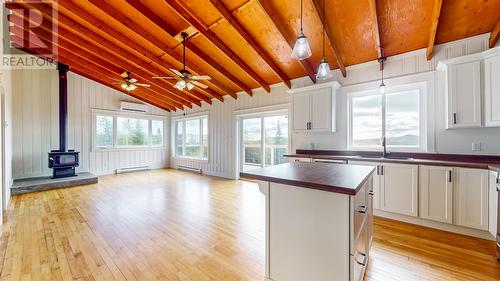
[6,0,500,111]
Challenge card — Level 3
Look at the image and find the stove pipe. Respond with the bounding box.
[57,63,69,152]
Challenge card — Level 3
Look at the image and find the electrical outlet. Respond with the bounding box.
[472,142,481,152]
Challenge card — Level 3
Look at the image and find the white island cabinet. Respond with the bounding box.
[241,162,375,281]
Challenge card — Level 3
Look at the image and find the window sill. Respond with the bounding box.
[172,157,209,163]
[92,146,167,152]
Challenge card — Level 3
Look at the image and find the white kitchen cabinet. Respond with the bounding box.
[380,163,419,217]
[288,81,340,132]
[348,161,381,210]
[455,168,489,231]
[419,165,454,224]
[437,54,483,129]
[484,48,500,127]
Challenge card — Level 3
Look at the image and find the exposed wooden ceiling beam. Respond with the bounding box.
[367,0,383,69]
[6,1,201,108]
[426,0,443,60]
[8,19,191,109]
[256,0,317,83]
[163,0,271,92]
[209,0,291,88]
[84,0,223,102]
[490,18,500,48]
[12,38,175,111]
[49,0,221,106]
[123,0,246,98]
[311,0,347,77]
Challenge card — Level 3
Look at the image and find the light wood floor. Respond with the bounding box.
[1,169,499,281]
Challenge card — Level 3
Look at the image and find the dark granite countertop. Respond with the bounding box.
[240,162,375,195]
[284,151,500,172]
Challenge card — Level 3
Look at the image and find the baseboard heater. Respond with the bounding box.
[177,165,202,174]
[115,165,149,174]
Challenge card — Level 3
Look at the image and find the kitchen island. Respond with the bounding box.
[240,162,375,281]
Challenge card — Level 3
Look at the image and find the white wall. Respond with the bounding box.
[12,69,170,179]
[172,33,500,180]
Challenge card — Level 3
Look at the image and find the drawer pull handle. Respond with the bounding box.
[357,206,367,214]
[356,253,367,266]
[368,191,375,196]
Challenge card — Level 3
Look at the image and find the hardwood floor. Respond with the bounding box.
[0,169,498,281]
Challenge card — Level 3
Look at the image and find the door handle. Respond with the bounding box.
[380,165,384,175]
[453,113,457,124]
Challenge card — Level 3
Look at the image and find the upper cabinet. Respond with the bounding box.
[288,82,340,132]
[484,48,500,127]
[437,53,483,129]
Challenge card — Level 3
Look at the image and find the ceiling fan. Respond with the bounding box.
[152,32,211,91]
[110,71,150,92]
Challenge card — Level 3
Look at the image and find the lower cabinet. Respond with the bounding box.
[380,163,419,217]
[420,165,454,224]
[348,161,381,210]
[455,168,489,231]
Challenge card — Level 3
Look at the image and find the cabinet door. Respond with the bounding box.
[292,92,310,131]
[485,54,500,127]
[380,163,419,217]
[448,61,482,128]
[310,88,333,131]
[349,161,381,210]
[419,165,454,224]
[455,168,489,230]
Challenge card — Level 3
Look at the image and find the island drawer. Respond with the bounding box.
[352,179,369,241]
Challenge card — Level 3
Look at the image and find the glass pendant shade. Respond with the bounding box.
[121,83,137,92]
[379,82,386,94]
[291,33,312,60]
[186,81,194,90]
[316,58,332,80]
[174,80,187,90]
[121,83,127,90]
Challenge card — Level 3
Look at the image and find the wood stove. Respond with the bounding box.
[48,63,80,178]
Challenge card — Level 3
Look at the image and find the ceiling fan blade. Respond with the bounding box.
[192,81,208,89]
[192,75,211,80]
[129,78,137,83]
[108,77,123,82]
[169,68,183,77]
[136,83,150,87]
[120,71,129,78]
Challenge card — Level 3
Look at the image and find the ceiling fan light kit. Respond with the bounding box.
[292,0,312,60]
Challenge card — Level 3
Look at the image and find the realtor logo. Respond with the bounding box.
[3,1,58,69]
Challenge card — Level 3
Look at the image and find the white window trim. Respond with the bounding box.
[347,82,427,152]
[171,114,209,162]
[91,109,168,152]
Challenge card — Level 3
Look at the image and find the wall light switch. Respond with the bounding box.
[472,142,481,152]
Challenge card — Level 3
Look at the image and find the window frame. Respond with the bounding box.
[347,83,426,152]
[91,109,167,151]
[172,114,209,161]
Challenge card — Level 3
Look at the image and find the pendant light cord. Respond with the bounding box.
[322,0,325,58]
[300,0,303,33]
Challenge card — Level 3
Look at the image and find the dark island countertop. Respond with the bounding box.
[240,162,375,195]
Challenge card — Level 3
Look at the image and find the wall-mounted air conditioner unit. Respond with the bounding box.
[120,101,149,113]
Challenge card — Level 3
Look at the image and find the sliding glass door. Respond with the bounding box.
[240,113,288,172]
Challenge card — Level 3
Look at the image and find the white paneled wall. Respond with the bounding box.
[171,84,290,179]
[12,70,169,179]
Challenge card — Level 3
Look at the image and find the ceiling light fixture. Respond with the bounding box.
[316,0,332,80]
[378,57,387,93]
[291,0,312,60]
[121,82,137,92]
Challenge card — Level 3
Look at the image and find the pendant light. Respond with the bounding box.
[316,0,332,80]
[378,57,387,93]
[291,0,312,60]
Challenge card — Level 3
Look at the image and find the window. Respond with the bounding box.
[349,88,422,151]
[93,111,166,150]
[174,116,208,160]
[95,115,113,148]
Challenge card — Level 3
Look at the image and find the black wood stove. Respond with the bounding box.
[48,63,80,178]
